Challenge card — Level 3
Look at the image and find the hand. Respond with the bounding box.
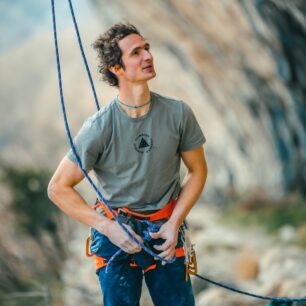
[149,221,179,265]
[102,219,143,254]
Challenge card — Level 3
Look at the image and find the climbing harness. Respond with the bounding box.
[50,0,306,303]
[90,199,179,273]
[105,210,168,273]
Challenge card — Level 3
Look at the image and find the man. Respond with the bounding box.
[48,22,208,306]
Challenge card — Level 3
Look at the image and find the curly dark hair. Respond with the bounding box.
[92,22,141,87]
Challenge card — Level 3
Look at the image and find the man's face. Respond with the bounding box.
[116,34,156,84]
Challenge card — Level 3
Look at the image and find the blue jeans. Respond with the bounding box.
[91,209,195,305]
[97,255,195,306]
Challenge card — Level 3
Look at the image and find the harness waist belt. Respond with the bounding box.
[94,198,177,221]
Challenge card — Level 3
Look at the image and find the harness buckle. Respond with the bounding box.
[117,208,129,217]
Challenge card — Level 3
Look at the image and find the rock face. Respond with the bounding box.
[1,0,305,203]
[89,0,306,202]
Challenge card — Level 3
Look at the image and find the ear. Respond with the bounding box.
[109,64,122,76]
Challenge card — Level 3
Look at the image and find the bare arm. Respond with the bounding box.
[47,157,109,232]
[47,156,142,253]
[169,145,208,228]
[150,146,208,261]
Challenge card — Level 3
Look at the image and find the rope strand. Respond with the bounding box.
[194,274,306,303]
[67,0,100,111]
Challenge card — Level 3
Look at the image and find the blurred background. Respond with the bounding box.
[0,0,306,305]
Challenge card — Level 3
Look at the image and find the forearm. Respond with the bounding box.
[48,184,110,234]
[168,167,207,229]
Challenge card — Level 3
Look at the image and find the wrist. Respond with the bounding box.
[97,217,113,236]
[167,217,181,231]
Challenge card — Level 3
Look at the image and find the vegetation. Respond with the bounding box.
[1,166,58,238]
[0,165,65,305]
[222,192,306,247]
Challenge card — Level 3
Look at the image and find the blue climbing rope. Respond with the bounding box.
[105,220,161,273]
[50,0,306,303]
[67,0,100,111]
[195,274,306,303]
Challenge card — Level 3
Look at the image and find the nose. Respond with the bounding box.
[143,49,153,61]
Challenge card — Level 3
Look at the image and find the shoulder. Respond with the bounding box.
[152,91,183,106]
[152,92,193,117]
[88,99,116,129]
[151,91,186,113]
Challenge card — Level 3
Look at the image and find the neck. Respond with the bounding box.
[118,83,150,106]
[117,83,151,118]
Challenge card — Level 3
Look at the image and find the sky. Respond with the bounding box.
[0,0,95,54]
[0,0,105,167]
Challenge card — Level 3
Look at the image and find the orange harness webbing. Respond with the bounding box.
[93,198,177,221]
[94,247,186,271]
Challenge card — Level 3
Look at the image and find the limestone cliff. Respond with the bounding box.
[0,1,305,203]
[90,0,306,201]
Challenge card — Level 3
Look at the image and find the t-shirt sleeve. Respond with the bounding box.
[66,117,102,172]
[178,102,206,152]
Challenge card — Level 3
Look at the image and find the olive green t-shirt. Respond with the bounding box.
[67,92,206,212]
